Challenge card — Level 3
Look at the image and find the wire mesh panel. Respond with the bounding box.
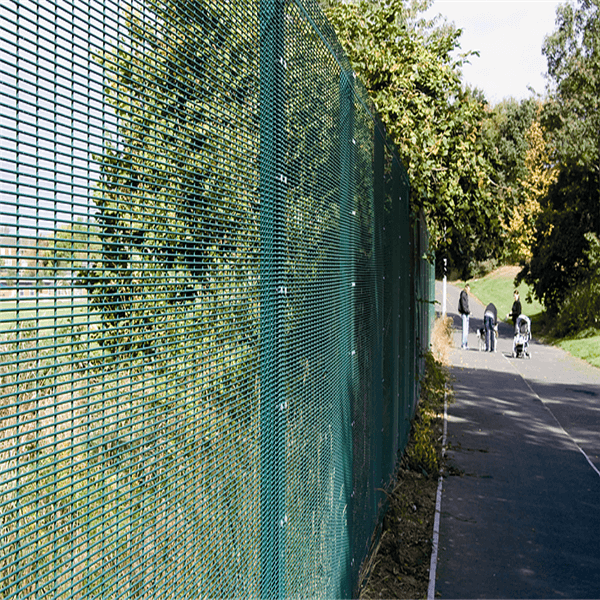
[2,1,262,598]
[0,0,432,598]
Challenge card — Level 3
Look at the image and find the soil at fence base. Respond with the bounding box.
[358,413,444,599]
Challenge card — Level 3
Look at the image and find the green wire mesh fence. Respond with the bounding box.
[0,0,434,597]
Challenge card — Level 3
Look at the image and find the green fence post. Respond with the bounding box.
[389,152,401,458]
[412,217,420,416]
[372,127,387,478]
[394,161,411,442]
[260,1,286,597]
[338,68,354,598]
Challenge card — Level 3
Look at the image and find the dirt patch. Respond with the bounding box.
[358,393,446,599]
[475,265,520,281]
[358,465,441,599]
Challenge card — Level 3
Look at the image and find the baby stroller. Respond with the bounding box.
[512,314,531,358]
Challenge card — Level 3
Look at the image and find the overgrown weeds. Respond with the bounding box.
[407,316,454,475]
[431,315,453,365]
[360,343,454,599]
[405,349,453,475]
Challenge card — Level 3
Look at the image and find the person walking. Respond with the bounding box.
[458,283,471,349]
[484,302,498,352]
[507,290,522,328]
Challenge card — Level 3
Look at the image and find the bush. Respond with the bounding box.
[468,258,499,280]
[405,351,453,475]
[552,276,600,338]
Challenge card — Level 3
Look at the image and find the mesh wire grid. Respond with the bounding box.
[0,0,433,598]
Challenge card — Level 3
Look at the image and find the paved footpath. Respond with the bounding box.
[433,281,600,599]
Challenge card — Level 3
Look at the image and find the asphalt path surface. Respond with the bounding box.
[433,281,600,599]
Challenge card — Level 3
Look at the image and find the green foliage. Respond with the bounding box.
[481,98,547,262]
[518,166,598,313]
[543,0,600,174]
[0,317,261,598]
[521,0,600,313]
[552,277,600,336]
[82,0,260,371]
[40,221,99,281]
[325,0,501,278]
[548,233,600,336]
[585,230,600,269]
[483,98,536,202]
[406,351,451,474]
[77,3,262,596]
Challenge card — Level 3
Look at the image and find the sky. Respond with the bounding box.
[423,0,564,104]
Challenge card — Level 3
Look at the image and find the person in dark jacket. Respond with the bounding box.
[507,290,522,327]
[484,302,498,352]
[458,283,470,349]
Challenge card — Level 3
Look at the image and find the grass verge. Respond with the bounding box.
[557,332,600,369]
[465,266,543,327]
[464,266,599,370]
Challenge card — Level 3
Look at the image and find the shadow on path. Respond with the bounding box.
[434,280,600,599]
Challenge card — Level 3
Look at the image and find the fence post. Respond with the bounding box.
[260,1,286,597]
[372,126,386,485]
[389,153,401,456]
[338,68,355,598]
[393,161,414,436]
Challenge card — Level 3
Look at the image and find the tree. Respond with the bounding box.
[519,0,600,312]
[520,163,598,312]
[543,0,600,179]
[325,0,500,277]
[481,98,557,262]
[83,1,260,369]
[80,3,263,595]
[512,113,558,261]
[41,221,97,282]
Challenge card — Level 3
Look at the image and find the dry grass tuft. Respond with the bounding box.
[431,315,454,365]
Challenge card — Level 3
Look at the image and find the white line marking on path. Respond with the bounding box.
[503,355,600,479]
[427,386,448,600]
